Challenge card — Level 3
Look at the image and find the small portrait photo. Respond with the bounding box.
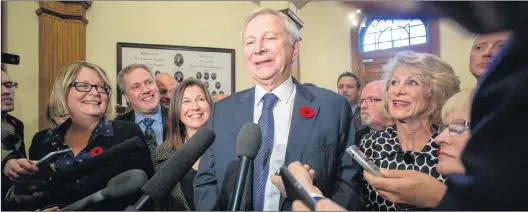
[196,72,202,80]
[215,82,221,89]
[219,90,224,95]
[204,81,209,89]
[203,72,209,80]
[211,73,217,80]
[212,91,217,96]
[155,71,161,76]
[174,53,184,67]
[174,71,184,83]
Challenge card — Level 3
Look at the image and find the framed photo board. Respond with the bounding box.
[116,42,235,106]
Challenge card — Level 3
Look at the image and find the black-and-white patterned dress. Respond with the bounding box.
[359,125,446,210]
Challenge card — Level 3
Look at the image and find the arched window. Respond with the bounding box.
[360,19,428,52]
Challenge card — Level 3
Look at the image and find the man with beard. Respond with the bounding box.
[356,80,392,142]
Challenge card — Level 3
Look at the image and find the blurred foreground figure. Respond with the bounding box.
[344,1,528,210]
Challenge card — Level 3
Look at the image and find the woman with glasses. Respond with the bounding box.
[435,89,474,175]
[4,62,154,210]
[359,51,460,210]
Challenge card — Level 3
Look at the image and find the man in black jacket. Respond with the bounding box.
[1,69,26,210]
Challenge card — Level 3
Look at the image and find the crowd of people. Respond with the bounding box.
[0,3,519,211]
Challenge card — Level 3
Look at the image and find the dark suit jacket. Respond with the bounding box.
[115,106,169,140]
[194,79,363,211]
[8,119,155,211]
[1,114,26,211]
[436,25,528,210]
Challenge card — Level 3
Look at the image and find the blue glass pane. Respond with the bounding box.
[410,36,427,45]
[363,44,375,52]
[393,28,409,40]
[410,26,426,37]
[378,42,392,50]
[379,31,391,42]
[363,33,376,45]
[393,39,410,48]
[409,19,423,26]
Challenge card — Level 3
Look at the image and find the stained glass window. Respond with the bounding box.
[361,19,427,52]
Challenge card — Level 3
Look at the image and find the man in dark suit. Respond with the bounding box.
[115,64,168,146]
[337,72,362,130]
[1,69,26,209]
[194,8,363,211]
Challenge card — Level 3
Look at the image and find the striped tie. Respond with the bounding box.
[253,93,279,211]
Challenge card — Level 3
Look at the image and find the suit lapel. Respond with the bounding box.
[234,88,255,134]
[280,82,319,209]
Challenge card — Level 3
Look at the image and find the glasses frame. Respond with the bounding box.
[359,97,382,106]
[70,82,110,94]
[1,81,18,89]
[439,120,471,136]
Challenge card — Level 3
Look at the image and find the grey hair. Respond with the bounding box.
[240,8,300,45]
[117,64,153,94]
[380,50,461,124]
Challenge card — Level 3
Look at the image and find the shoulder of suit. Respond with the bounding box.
[115,110,134,121]
[5,114,24,127]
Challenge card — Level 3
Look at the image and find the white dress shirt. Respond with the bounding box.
[253,76,296,211]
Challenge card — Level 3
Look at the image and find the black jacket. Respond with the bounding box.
[1,114,26,211]
[115,106,169,140]
[8,119,154,211]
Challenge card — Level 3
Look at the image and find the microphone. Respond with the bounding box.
[126,127,216,211]
[278,166,318,211]
[61,169,148,211]
[50,136,145,184]
[228,122,262,211]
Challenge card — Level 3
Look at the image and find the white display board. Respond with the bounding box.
[116,42,235,106]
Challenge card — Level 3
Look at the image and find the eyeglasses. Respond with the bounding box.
[359,97,382,106]
[1,81,18,89]
[439,119,470,136]
[70,82,110,94]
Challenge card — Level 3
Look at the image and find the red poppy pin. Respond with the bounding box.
[165,121,170,128]
[10,119,16,125]
[299,106,314,119]
[90,146,104,157]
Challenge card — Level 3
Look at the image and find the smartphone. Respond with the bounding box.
[35,148,72,167]
[346,145,384,177]
[278,166,318,211]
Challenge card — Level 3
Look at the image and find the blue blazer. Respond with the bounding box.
[194,79,363,210]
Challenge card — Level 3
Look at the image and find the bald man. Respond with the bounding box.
[469,31,511,80]
[155,73,178,108]
[356,80,392,142]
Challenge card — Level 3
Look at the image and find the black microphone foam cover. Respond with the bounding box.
[236,122,262,159]
[105,169,148,198]
[51,136,145,183]
[141,127,215,202]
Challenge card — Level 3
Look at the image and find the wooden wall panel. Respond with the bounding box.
[36,2,90,130]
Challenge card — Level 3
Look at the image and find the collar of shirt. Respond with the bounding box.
[42,118,114,144]
[254,76,295,106]
[134,105,163,125]
[351,105,358,114]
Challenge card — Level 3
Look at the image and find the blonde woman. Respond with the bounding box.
[152,78,212,211]
[435,89,474,175]
[359,51,460,210]
[5,62,154,210]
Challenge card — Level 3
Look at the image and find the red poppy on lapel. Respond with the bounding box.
[10,119,16,125]
[354,116,359,126]
[165,121,170,128]
[90,146,104,157]
[299,106,314,119]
